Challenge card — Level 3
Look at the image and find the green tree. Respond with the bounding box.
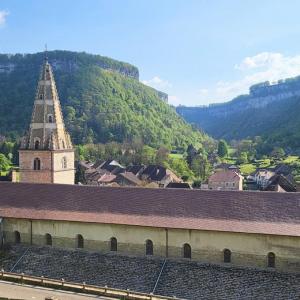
[140,146,156,165]
[0,50,209,149]
[155,147,169,166]
[217,140,228,158]
[191,155,212,181]
[237,152,248,164]
[271,147,285,159]
[0,153,11,172]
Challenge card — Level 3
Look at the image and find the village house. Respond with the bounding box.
[139,165,182,187]
[208,170,243,191]
[264,174,297,192]
[114,172,143,187]
[81,161,182,188]
[254,169,275,189]
[250,164,296,192]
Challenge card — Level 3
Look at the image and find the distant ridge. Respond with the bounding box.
[177,76,300,150]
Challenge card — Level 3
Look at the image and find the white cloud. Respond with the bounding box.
[142,76,172,90]
[195,52,300,105]
[235,52,284,70]
[0,10,9,26]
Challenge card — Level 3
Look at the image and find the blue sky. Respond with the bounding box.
[1,0,300,106]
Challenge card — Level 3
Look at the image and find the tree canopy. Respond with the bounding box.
[217,140,228,158]
[0,51,208,149]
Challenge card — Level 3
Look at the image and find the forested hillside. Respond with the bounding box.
[177,77,300,151]
[0,51,206,149]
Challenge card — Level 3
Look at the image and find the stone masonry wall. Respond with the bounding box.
[19,150,74,184]
[3,218,300,272]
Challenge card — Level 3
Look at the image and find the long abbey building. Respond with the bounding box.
[19,58,74,184]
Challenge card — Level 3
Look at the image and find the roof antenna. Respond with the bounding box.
[45,43,48,62]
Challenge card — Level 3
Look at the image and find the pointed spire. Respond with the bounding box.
[21,59,73,151]
[45,44,48,62]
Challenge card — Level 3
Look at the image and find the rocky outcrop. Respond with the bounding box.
[0,51,139,80]
[177,76,300,118]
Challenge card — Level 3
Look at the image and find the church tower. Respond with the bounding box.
[19,57,74,184]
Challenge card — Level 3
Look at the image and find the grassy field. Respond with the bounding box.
[239,164,256,175]
[238,156,300,175]
[283,155,300,164]
[227,147,236,156]
[169,153,184,159]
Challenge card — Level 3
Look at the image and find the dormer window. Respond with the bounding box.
[34,138,40,150]
[48,114,53,123]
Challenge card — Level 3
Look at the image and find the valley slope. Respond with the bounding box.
[177,78,300,150]
[0,51,206,149]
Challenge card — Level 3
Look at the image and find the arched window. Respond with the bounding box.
[61,157,67,169]
[110,237,117,252]
[183,243,191,259]
[146,239,153,255]
[33,158,41,170]
[39,94,43,100]
[45,233,52,246]
[48,115,53,123]
[34,139,40,150]
[223,248,231,263]
[267,252,275,268]
[77,234,84,248]
[62,140,65,149]
[14,231,21,244]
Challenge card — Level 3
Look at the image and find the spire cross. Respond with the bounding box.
[45,44,48,61]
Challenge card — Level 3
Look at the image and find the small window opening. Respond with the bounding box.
[34,140,40,150]
[34,158,41,170]
[267,252,275,268]
[45,233,52,246]
[223,249,231,263]
[14,231,21,244]
[146,239,153,255]
[110,237,117,252]
[61,157,67,169]
[77,234,84,248]
[183,243,191,259]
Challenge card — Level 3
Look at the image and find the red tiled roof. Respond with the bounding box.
[0,182,299,236]
[209,170,242,182]
[117,172,142,185]
[98,174,116,183]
